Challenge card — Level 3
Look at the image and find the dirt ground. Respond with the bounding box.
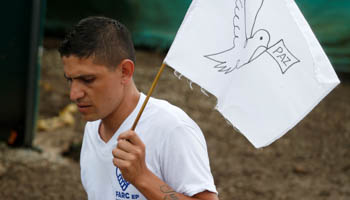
[0,44,349,200]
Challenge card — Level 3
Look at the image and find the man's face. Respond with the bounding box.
[63,56,124,121]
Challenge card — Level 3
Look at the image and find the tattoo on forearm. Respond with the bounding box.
[160,185,179,200]
[160,185,174,193]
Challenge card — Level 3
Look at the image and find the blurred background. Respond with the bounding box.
[0,0,349,199]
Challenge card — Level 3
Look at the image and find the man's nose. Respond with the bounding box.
[70,81,84,102]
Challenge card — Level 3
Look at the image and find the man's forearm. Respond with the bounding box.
[134,169,218,200]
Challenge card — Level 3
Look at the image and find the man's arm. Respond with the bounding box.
[133,168,218,200]
[112,130,219,200]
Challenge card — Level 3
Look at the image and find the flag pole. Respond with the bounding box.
[131,63,167,131]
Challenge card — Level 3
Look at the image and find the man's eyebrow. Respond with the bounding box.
[64,73,95,80]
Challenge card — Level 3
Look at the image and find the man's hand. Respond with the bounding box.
[112,130,149,184]
[112,130,219,200]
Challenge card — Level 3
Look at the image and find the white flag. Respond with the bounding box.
[164,0,340,148]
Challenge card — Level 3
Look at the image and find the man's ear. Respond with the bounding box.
[119,59,135,84]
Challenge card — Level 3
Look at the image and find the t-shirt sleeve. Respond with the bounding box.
[160,123,218,197]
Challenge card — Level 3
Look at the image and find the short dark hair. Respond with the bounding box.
[58,16,135,68]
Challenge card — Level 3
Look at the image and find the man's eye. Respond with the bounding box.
[83,78,95,84]
[66,78,72,84]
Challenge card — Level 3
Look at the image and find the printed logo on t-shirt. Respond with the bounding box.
[115,168,141,199]
[116,167,130,191]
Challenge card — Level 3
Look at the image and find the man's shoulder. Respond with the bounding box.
[147,97,193,126]
[84,120,101,135]
[85,119,100,128]
[142,97,204,141]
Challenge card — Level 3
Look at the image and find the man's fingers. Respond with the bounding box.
[116,139,144,160]
[113,158,131,170]
[118,130,144,148]
[117,138,136,153]
[112,148,135,161]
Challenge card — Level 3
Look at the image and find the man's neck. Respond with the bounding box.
[99,85,140,143]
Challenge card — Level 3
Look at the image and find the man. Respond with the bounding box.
[59,16,218,200]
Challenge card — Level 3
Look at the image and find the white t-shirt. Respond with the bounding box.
[80,93,217,200]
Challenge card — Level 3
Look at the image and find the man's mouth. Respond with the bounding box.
[77,104,92,113]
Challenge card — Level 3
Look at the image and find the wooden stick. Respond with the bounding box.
[131,63,167,130]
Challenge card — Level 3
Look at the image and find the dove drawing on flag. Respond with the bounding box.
[164,0,340,148]
[204,0,271,74]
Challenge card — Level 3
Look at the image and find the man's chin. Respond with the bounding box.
[81,114,100,122]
